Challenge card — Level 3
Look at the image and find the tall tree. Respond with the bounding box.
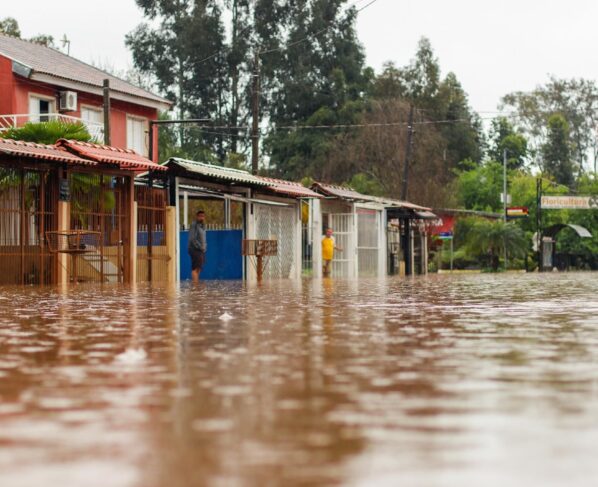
[265,0,370,178]
[488,117,528,169]
[126,0,228,159]
[542,114,575,187]
[0,17,21,37]
[502,77,598,172]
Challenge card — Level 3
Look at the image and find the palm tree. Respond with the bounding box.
[2,120,92,145]
[463,218,528,271]
[1,120,114,221]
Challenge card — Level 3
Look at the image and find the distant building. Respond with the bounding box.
[0,34,171,159]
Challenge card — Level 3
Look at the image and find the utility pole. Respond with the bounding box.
[102,79,111,146]
[536,177,543,272]
[251,52,260,175]
[503,149,508,270]
[400,104,415,200]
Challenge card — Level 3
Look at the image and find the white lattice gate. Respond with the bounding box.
[255,204,297,279]
[357,209,379,277]
[330,213,354,278]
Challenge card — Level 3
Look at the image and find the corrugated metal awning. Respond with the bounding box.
[166,158,270,187]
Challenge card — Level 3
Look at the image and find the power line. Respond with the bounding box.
[193,113,518,133]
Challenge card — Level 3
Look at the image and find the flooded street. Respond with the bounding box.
[1,273,598,486]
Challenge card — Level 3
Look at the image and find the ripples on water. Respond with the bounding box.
[1,273,598,486]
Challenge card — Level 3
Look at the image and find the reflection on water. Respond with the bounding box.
[1,274,598,486]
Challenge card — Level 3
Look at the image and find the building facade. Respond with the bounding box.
[0,34,171,159]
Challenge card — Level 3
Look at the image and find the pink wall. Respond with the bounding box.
[0,54,159,156]
[0,56,16,115]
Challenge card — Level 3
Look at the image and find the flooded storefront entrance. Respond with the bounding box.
[1,273,598,486]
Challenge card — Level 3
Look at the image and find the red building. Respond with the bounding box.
[0,34,171,160]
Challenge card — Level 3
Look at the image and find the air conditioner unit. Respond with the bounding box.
[59,91,77,112]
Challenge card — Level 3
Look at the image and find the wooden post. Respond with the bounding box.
[127,176,136,284]
[251,52,260,175]
[257,255,263,282]
[20,169,25,285]
[39,172,45,285]
[401,104,415,201]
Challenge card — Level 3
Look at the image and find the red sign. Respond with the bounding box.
[507,206,528,218]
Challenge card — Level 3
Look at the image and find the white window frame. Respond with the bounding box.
[126,115,148,156]
[29,93,56,122]
[80,105,104,140]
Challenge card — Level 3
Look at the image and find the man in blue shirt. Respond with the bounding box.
[188,210,207,282]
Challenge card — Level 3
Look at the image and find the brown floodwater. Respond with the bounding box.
[1,273,598,486]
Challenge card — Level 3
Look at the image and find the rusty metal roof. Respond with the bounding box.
[57,139,166,172]
[311,182,368,201]
[311,181,432,211]
[0,138,94,165]
[166,158,270,186]
[259,177,322,199]
[0,34,171,108]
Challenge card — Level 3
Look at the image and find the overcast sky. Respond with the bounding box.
[4,0,598,115]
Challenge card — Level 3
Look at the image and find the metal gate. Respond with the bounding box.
[70,173,128,283]
[136,186,169,282]
[0,167,57,285]
[330,213,354,278]
[357,209,379,277]
[255,204,297,279]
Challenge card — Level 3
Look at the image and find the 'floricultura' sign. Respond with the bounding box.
[541,195,598,209]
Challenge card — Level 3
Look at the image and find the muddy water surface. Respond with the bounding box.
[1,274,598,486]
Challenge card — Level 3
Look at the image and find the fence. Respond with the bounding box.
[357,209,379,277]
[0,167,57,285]
[70,173,128,283]
[255,204,297,279]
[330,213,354,278]
[136,186,170,282]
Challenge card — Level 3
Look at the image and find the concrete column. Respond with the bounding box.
[166,206,177,284]
[311,199,322,278]
[57,200,70,286]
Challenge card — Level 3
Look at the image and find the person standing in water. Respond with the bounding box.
[322,227,342,277]
[188,210,207,282]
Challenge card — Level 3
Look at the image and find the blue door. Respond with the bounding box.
[180,230,243,280]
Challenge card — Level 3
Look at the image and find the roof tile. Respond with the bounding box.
[0,138,94,165]
[57,139,166,172]
[0,34,170,106]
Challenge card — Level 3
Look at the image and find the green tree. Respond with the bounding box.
[454,161,504,211]
[542,114,575,187]
[29,34,55,48]
[127,0,228,158]
[488,117,528,169]
[462,218,528,271]
[267,0,370,179]
[0,17,21,37]
[502,77,598,172]
[1,120,92,145]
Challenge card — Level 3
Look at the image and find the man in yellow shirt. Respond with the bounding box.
[322,227,342,277]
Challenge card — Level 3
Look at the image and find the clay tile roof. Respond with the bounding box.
[56,139,166,172]
[0,137,94,165]
[258,177,322,198]
[0,34,170,108]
